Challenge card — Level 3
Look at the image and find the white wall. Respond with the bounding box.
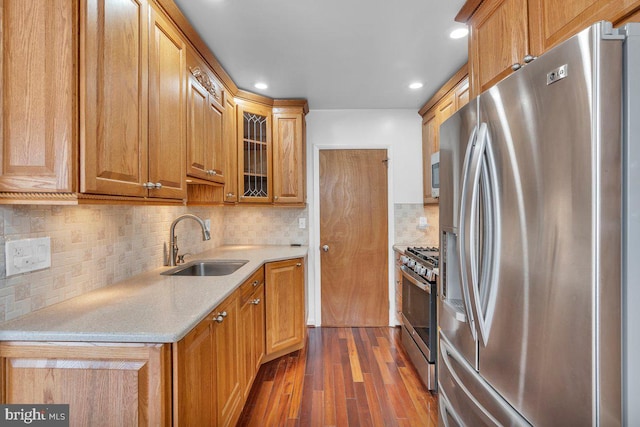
[305,109,423,326]
[306,109,423,203]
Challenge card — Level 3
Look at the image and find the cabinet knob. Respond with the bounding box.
[252,280,259,287]
[523,54,536,64]
[322,245,329,252]
[251,298,261,305]
[296,262,302,267]
[154,182,162,189]
[142,182,154,188]
[274,196,279,200]
[214,315,224,323]
[511,63,522,71]
[226,192,235,198]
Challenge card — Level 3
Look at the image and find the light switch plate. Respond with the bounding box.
[298,218,306,229]
[5,237,51,277]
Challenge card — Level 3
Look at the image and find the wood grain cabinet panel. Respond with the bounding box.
[80,0,149,197]
[81,0,187,200]
[186,48,226,185]
[148,4,187,199]
[0,0,76,194]
[173,313,216,426]
[265,258,305,361]
[214,294,243,427]
[239,268,266,399]
[0,342,171,426]
[529,0,640,53]
[223,96,238,202]
[469,0,530,96]
[272,109,306,204]
[422,111,438,205]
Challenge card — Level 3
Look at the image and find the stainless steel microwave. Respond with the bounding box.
[431,152,439,198]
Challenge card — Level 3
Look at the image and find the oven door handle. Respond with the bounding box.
[400,266,431,294]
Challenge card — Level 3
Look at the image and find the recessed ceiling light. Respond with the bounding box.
[254,82,268,90]
[409,82,423,90]
[450,28,469,39]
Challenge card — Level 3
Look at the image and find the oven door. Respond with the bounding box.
[400,266,437,363]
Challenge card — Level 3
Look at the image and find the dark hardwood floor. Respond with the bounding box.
[238,327,439,426]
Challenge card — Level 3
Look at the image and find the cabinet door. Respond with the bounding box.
[422,111,438,204]
[223,96,238,202]
[81,0,149,197]
[207,95,225,183]
[529,0,640,54]
[1,342,170,426]
[148,4,186,199]
[187,73,212,180]
[214,295,243,427]
[469,0,529,96]
[273,111,305,204]
[455,77,470,110]
[0,0,75,193]
[265,258,305,357]
[237,101,272,203]
[173,315,216,426]
[240,281,265,399]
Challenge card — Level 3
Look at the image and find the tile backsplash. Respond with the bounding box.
[0,202,422,322]
[0,203,308,322]
[394,203,439,246]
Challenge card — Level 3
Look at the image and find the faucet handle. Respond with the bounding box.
[176,253,191,264]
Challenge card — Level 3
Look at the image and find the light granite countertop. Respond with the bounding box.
[0,245,307,344]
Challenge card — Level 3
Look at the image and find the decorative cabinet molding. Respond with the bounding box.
[189,66,223,105]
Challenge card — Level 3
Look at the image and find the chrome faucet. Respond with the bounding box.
[168,214,211,266]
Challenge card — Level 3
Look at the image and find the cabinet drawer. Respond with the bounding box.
[239,268,265,303]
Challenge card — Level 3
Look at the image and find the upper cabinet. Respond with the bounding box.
[272,106,306,205]
[186,47,226,185]
[459,0,640,97]
[81,0,186,201]
[223,96,238,203]
[419,66,469,205]
[237,100,272,203]
[0,0,76,198]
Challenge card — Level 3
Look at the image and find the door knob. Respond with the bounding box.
[322,245,329,252]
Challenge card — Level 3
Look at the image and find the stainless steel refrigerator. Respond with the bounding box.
[438,21,639,426]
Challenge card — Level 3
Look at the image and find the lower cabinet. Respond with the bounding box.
[0,257,306,425]
[264,258,306,361]
[0,342,171,426]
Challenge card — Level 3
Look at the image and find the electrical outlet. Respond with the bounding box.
[298,218,306,229]
[5,237,51,277]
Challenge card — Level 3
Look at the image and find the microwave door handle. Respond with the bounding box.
[458,126,479,340]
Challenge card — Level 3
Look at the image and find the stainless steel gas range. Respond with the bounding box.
[399,246,438,391]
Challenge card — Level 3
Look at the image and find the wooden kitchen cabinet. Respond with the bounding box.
[419,68,469,205]
[468,0,530,97]
[186,47,226,185]
[0,0,76,199]
[213,293,243,427]
[0,342,171,426]
[273,107,307,205]
[239,268,266,398]
[223,95,239,203]
[81,0,186,201]
[173,312,216,426]
[458,0,640,97]
[237,100,273,203]
[264,258,306,361]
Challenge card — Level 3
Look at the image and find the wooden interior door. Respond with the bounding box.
[320,149,389,326]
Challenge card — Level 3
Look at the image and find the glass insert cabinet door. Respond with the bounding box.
[237,102,272,202]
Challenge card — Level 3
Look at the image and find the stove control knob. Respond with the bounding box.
[420,266,428,276]
[408,260,416,268]
[400,255,409,264]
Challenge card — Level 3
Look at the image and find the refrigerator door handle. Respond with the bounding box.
[460,123,488,342]
[458,125,479,340]
[470,123,502,347]
[439,388,464,427]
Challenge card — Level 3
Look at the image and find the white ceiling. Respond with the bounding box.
[173,0,469,110]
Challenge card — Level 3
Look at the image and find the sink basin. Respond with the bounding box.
[162,260,248,277]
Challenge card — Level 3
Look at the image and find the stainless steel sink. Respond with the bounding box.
[162,260,248,277]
